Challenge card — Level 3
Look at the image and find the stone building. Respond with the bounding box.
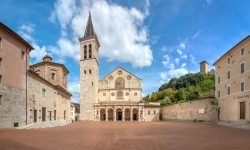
[70,102,80,121]
[0,22,71,128]
[214,35,250,122]
[28,55,72,123]
[79,13,160,121]
[0,22,33,128]
[200,61,209,74]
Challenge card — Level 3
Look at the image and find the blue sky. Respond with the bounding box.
[1,0,250,102]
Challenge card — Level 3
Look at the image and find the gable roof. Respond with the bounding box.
[213,35,250,65]
[99,67,141,81]
[0,21,34,50]
[28,70,72,98]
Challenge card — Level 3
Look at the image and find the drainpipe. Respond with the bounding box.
[25,48,28,125]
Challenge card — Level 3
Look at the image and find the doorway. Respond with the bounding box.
[54,110,56,120]
[42,107,46,122]
[240,102,246,120]
[64,110,66,120]
[34,110,37,123]
[49,111,52,121]
[116,109,122,121]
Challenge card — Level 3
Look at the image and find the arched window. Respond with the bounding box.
[89,44,92,58]
[115,77,125,88]
[84,45,87,59]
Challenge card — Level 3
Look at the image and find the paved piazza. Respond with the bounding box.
[0,121,250,150]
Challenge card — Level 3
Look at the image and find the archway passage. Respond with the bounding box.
[108,109,114,121]
[116,109,122,121]
[133,109,138,121]
[100,109,106,121]
[125,109,130,121]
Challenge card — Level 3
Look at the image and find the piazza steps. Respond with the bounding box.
[17,120,69,129]
[217,120,250,129]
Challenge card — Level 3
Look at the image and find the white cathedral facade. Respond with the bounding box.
[79,13,160,121]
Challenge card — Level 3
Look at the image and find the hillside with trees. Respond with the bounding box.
[143,73,215,106]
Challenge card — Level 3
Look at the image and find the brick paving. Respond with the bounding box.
[0,121,250,150]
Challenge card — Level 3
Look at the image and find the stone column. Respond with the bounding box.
[130,109,133,121]
[122,108,125,121]
[105,109,108,121]
[97,109,100,121]
[114,109,116,121]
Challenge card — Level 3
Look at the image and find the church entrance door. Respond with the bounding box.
[116,108,122,121]
[118,112,122,121]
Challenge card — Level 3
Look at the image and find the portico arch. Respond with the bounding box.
[100,109,106,121]
[108,109,114,121]
[116,108,122,121]
[132,108,138,121]
[125,108,130,121]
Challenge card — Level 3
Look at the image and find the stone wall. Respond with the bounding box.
[0,84,26,128]
[144,106,160,121]
[27,74,71,123]
[161,98,218,122]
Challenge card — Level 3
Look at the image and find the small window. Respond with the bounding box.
[241,48,244,56]
[21,51,25,60]
[218,90,220,98]
[218,76,220,84]
[89,70,91,74]
[0,95,2,105]
[0,75,2,84]
[227,86,231,95]
[84,70,86,74]
[241,63,245,74]
[51,73,56,80]
[84,45,87,59]
[227,58,230,64]
[0,58,2,67]
[89,44,92,58]
[241,82,245,92]
[14,123,19,127]
[42,88,46,97]
[154,110,156,115]
[227,70,231,79]
[148,110,150,115]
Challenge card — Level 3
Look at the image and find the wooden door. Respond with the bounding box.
[54,110,56,120]
[34,110,37,123]
[42,107,46,122]
[49,111,52,121]
[240,102,245,119]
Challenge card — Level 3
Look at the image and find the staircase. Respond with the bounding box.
[217,120,250,129]
[17,120,70,129]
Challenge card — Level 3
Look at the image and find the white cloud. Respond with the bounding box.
[68,79,80,103]
[180,42,186,49]
[181,63,187,68]
[18,23,51,63]
[190,54,196,64]
[177,49,183,55]
[192,30,201,39]
[50,0,153,67]
[162,54,170,67]
[160,67,188,83]
[175,58,179,64]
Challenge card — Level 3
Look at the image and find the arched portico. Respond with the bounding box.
[116,108,122,121]
[125,108,130,121]
[132,109,138,121]
[100,109,106,121]
[108,109,114,121]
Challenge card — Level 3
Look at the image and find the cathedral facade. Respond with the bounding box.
[79,13,160,121]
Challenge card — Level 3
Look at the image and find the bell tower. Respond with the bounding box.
[79,12,100,120]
